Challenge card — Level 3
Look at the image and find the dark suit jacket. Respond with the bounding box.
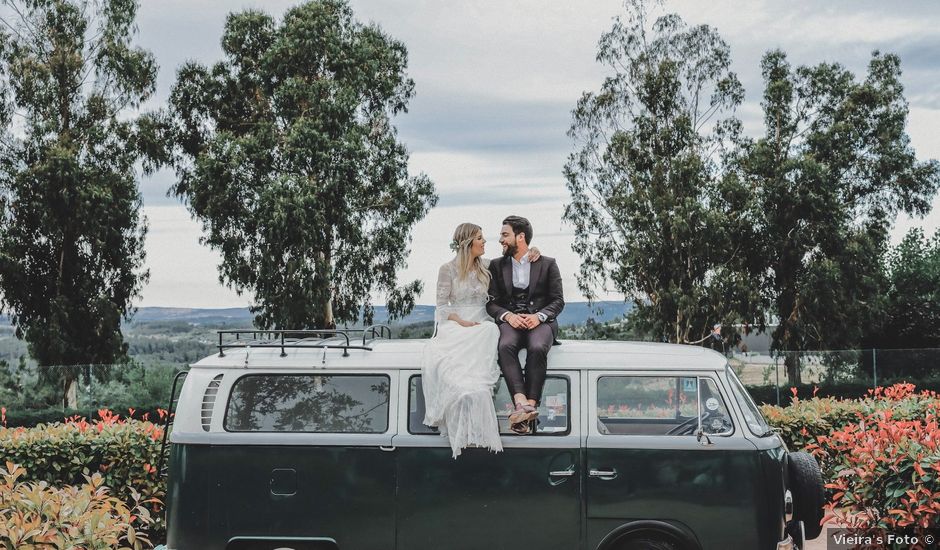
[486,255,565,334]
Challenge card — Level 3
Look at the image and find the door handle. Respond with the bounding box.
[588,468,618,480]
[549,469,576,477]
[379,445,396,452]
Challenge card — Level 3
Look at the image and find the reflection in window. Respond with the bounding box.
[597,376,733,436]
[409,376,570,435]
[225,375,389,433]
[726,368,771,436]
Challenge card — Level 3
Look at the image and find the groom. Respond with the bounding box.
[487,215,564,433]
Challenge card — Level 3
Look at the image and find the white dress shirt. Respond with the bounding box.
[511,254,531,288]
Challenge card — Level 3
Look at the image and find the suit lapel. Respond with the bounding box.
[528,257,543,298]
[502,257,513,296]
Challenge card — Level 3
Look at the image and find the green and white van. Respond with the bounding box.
[164,329,823,550]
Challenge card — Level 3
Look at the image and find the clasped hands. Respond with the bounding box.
[504,312,541,330]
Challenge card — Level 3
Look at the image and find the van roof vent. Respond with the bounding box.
[201,374,223,431]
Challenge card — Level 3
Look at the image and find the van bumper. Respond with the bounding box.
[776,534,795,550]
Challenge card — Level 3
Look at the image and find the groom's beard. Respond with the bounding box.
[502,243,517,258]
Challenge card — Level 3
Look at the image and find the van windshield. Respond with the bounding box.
[726,367,772,437]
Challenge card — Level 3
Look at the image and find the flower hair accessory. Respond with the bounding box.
[449,240,459,252]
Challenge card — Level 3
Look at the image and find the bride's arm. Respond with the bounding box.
[435,263,455,325]
[435,263,476,327]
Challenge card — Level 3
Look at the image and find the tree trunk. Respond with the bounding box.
[784,351,801,385]
[64,375,78,410]
[323,296,335,329]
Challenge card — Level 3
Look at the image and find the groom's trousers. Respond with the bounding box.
[497,323,554,404]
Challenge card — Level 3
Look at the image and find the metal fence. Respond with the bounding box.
[0,362,184,425]
[729,348,940,405]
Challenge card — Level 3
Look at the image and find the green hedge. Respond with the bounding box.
[0,410,167,541]
[760,384,937,451]
[746,377,940,405]
[3,403,169,428]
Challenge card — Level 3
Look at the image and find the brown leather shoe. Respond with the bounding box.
[510,420,531,435]
[508,402,538,424]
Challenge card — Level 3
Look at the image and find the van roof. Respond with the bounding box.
[190,338,727,371]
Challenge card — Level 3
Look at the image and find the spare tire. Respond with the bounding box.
[789,451,825,539]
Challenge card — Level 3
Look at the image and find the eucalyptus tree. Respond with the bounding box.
[168,0,436,330]
[859,228,940,381]
[564,0,761,344]
[739,51,940,382]
[0,0,162,406]
[873,228,940,350]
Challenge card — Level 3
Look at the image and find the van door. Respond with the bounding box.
[206,371,398,550]
[393,371,582,550]
[584,371,761,550]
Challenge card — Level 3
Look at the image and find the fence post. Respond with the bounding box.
[775,354,780,406]
[872,348,877,388]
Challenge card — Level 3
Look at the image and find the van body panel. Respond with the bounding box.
[395,445,581,550]
[165,444,212,550]
[207,445,395,550]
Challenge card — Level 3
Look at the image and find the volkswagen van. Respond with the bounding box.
[164,329,824,550]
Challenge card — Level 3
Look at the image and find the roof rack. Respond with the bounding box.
[217,325,393,358]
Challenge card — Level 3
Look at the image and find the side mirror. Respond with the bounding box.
[696,428,714,446]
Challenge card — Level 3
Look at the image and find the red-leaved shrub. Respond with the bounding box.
[799,383,940,546]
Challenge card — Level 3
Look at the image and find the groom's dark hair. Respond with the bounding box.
[502,215,533,245]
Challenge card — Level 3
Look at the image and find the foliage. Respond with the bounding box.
[167,0,436,330]
[762,384,940,545]
[0,0,165,407]
[396,320,433,339]
[745,376,940,407]
[801,384,940,543]
[761,383,938,451]
[2,404,170,429]
[0,461,155,550]
[0,410,168,538]
[564,0,760,344]
[0,357,181,424]
[864,228,940,351]
[735,50,940,382]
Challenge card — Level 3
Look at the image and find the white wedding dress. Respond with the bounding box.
[421,259,503,458]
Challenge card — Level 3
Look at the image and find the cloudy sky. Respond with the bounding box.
[132,0,940,308]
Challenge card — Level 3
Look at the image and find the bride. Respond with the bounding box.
[421,222,538,458]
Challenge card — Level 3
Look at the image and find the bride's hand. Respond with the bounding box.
[527,246,541,262]
[456,318,480,328]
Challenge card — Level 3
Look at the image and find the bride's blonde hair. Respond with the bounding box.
[452,223,491,286]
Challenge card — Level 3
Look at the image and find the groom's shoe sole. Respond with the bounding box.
[510,421,532,435]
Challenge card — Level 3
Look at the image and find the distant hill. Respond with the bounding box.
[2,302,634,328]
[128,307,255,325]
[123,301,632,327]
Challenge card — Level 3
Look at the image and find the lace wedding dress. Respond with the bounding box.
[421,259,503,458]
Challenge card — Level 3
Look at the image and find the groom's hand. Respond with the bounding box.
[519,314,541,329]
[506,313,527,330]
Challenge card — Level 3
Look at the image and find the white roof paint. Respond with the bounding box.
[190,338,728,371]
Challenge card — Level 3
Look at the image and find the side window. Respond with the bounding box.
[409,375,570,435]
[225,374,390,433]
[596,376,733,436]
